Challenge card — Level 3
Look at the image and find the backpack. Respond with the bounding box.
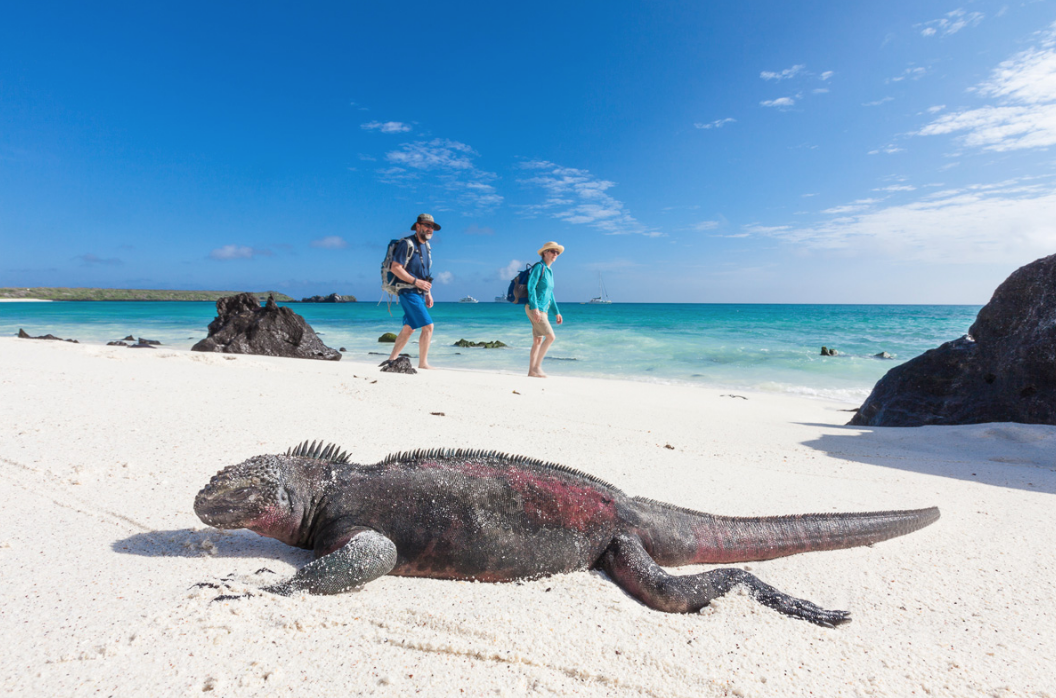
[505,262,536,304]
[381,236,429,296]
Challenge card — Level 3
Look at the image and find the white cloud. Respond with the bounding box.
[975,43,1056,105]
[813,88,829,94]
[926,105,946,114]
[380,139,503,212]
[517,161,656,236]
[751,178,1056,263]
[868,145,905,154]
[821,198,883,215]
[917,25,1056,152]
[310,236,348,249]
[761,97,795,108]
[874,184,917,192]
[386,139,475,170]
[919,105,1056,151]
[210,245,270,261]
[434,271,453,285]
[820,71,834,81]
[888,67,927,83]
[694,118,736,129]
[499,260,526,280]
[863,97,894,107]
[361,121,412,133]
[691,220,721,231]
[761,65,805,80]
[919,9,985,37]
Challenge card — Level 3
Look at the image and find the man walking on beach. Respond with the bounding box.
[383,213,439,370]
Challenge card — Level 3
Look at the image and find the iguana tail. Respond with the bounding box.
[629,497,940,566]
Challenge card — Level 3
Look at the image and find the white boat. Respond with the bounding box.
[459,296,479,303]
[494,295,507,302]
[587,273,612,304]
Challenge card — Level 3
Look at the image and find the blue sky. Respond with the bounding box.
[2,1,1055,303]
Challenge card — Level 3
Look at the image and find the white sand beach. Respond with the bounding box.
[1,336,1053,697]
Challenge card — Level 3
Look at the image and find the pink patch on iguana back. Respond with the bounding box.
[415,457,617,532]
[506,469,617,531]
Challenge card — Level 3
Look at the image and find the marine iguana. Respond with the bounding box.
[193,441,940,627]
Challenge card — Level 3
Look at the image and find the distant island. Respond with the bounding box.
[0,287,295,302]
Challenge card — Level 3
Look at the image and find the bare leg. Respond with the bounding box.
[530,334,555,377]
[387,325,415,362]
[418,324,435,369]
[599,533,850,627]
[528,335,543,376]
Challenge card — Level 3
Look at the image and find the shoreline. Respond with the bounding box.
[8,335,874,404]
[1,337,1054,696]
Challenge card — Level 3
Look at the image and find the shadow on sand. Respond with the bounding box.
[801,421,1056,495]
[111,528,309,565]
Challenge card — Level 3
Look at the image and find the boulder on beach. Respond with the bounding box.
[191,293,341,361]
[850,253,1056,427]
[378,333,398,343]
[18,329,78,343]
[820,346,838,356]
[379,356,416,374]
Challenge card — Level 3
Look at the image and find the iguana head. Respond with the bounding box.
[194,455,304,544]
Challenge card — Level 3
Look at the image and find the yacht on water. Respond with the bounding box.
[458,295,479,303]
[587,273,612,304]
[494,295,507,302]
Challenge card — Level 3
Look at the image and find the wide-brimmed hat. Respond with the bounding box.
[537,241,565,256]
[411,213,441,231]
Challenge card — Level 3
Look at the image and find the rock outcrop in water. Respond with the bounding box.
[454,339,508,348]
[850,253,1056,427]
[191,293,341,361]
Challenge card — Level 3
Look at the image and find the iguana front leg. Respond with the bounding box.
[264,528,397,596]
[599,533,851,628]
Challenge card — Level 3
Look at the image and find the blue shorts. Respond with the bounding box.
[399,292,433,330]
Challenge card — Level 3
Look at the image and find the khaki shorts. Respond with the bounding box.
[525,304,555,338]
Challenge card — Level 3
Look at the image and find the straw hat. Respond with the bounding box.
[411,213,441,231]
[537,241,565,256]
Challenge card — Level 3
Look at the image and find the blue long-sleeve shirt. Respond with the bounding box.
[527,262,560,316]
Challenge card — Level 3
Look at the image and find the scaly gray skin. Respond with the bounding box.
[193,441,940,627]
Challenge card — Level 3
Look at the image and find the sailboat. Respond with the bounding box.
[588,273,612,304]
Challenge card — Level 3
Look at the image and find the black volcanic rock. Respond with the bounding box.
[301,293,356,303]
[454,338,508,348]
[191,293,341,361]
[18,329,78,343]
[850,253,1056,426]
[379,356,416,374]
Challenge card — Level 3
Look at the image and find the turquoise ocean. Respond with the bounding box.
[1,301,980,403]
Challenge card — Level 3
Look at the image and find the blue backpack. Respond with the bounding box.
[505,263,536,304]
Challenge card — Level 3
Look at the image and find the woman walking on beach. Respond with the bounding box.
[526,241,564,378]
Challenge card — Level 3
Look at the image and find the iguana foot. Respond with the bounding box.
[600,533,850,628]
[262,528,398,596]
